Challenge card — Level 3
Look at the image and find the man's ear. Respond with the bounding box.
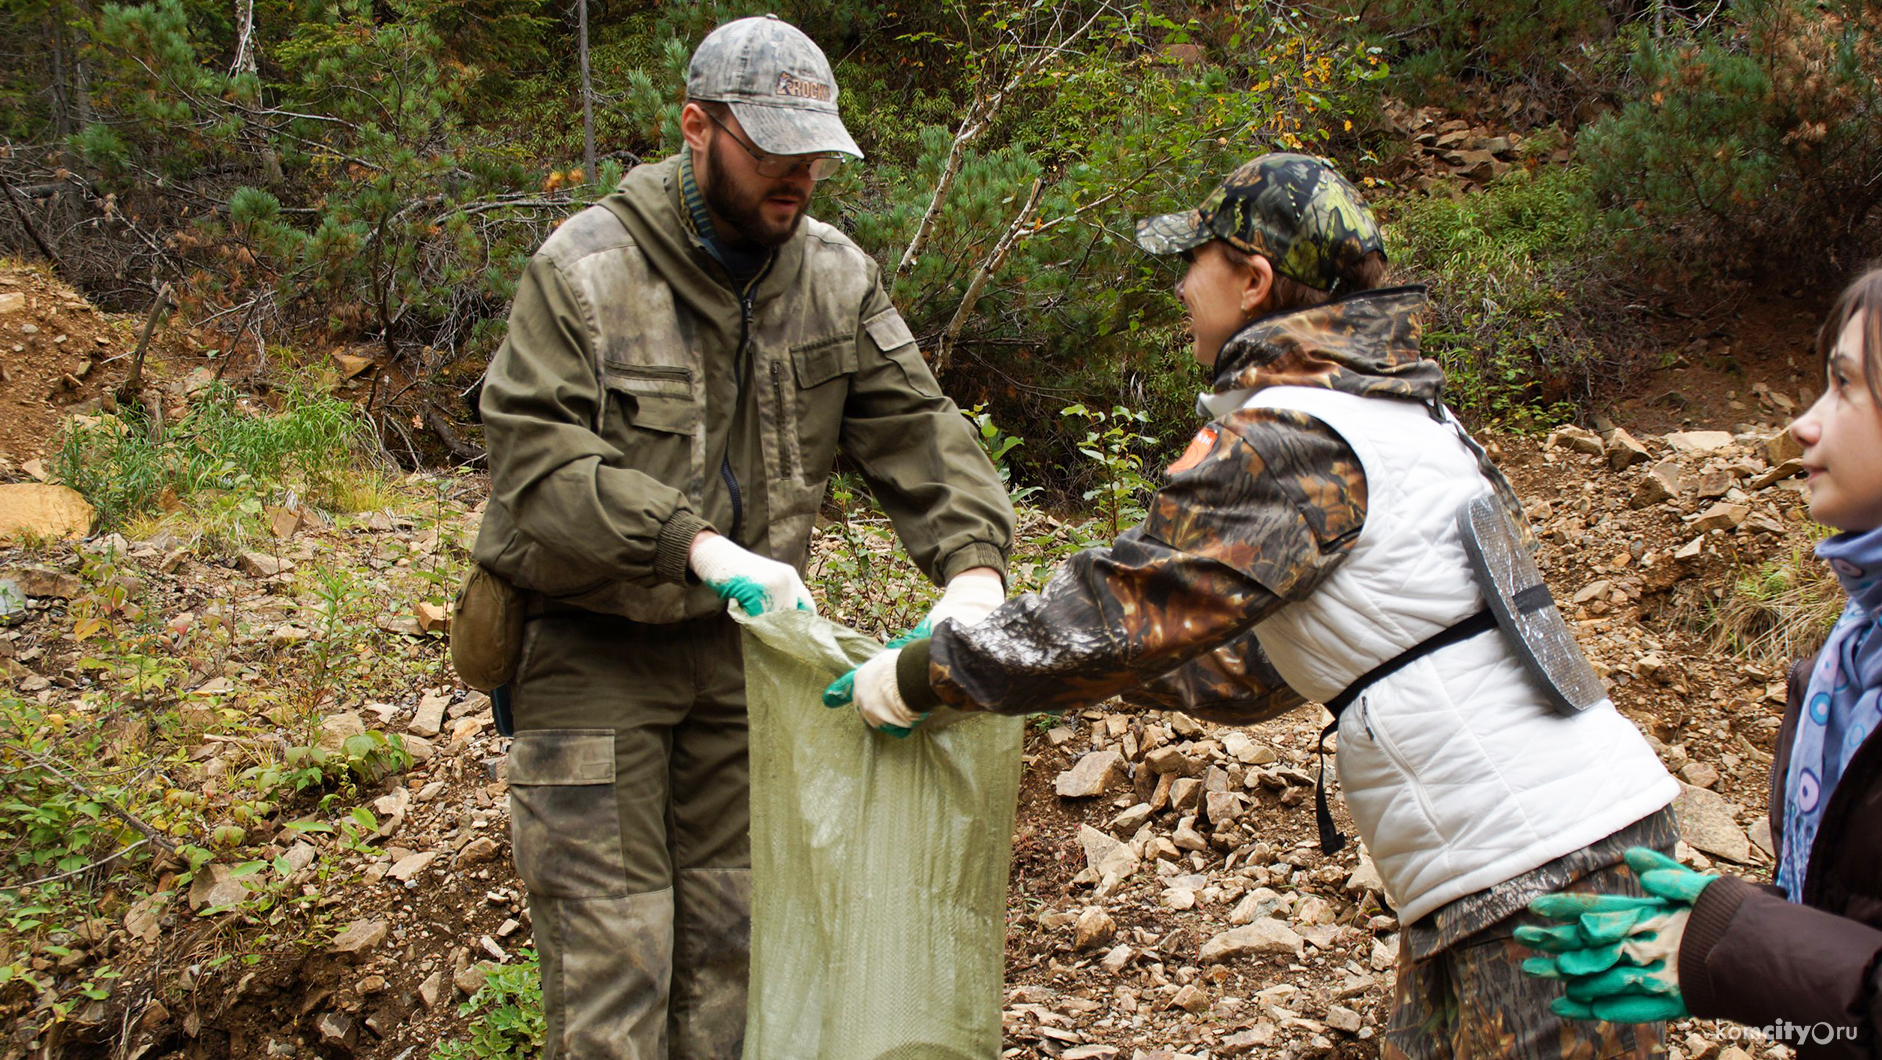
[680,102,712,153]
[1240,254,1275,318]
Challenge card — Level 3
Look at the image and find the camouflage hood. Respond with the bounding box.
[1208,285,1443,408]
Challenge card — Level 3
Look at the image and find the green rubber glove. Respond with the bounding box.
[1516,847,1716,1024]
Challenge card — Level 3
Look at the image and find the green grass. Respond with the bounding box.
[51,382,388,551]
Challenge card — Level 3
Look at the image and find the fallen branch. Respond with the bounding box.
[425,403,486,466]
[3,181,67,274]
[116,282,172,410]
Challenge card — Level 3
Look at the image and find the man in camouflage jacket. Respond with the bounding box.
[470,16,1013,1059]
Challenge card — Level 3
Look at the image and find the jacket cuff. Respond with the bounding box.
[1680,873,1753,1018]
[657,511,711,585]
[896,638,945,714]
[938,543,1009,587]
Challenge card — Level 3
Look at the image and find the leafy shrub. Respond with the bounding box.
[1336,0,1625,110]
[1581,0,1882,283]
[432,952,547,1060]
[1387,165,1640,429]
[51,382,381,540]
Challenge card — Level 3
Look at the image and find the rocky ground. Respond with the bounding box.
[0,264,1840,1060]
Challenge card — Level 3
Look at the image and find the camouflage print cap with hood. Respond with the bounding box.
[1134,152,1384,295]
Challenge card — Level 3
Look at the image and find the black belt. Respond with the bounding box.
[1312,608,1497,855]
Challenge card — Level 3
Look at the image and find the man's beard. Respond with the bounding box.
[703,142,806,248]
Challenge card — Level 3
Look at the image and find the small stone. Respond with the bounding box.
[1294,895,1337,925]
[316,712,366,753]
[459,836,500,864]
[1764,429,1804,465]
[1057,750,1126,798]
[1170,777,1202,811]
[1200,920,1305,962]
[1099,943,1134,973]
[1170,983,1211,1013]
[387,851,437,883]
[1628,472,1675,510]
[454,963,488,996]
[330,920,388,956]
[410,692,449,737]
[1674,782,1751,863]
[1074,907,1116,951]
[1327,1005,1363,1034]
[1690,502,1750,532]
[1665,430,1735,454]
[0,484,95,542]
[1345,851,1385,895]
[1548,425,1604,455]
[1605,428,1650,470]
[1747,816,1774,858]
[1143,746,1192,775]
[1110,802,1153,833]
[1370,935,1400,971]
[1679,761,1720,789]
[187,864,251,911]
[238,551,292,577]
[314,1011,357,1050]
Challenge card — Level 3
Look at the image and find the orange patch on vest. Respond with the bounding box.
[1167,426,1218,476]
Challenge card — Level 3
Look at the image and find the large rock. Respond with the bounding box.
[1200,919,1305,963]
[0,484,94,542]
[1674,782,1751,863]
[1056,750,1125,798]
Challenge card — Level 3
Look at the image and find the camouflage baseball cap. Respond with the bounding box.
[687,15,864,160]
[1134,152,1384,291]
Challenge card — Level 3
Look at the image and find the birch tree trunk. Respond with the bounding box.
[580,0,596,184]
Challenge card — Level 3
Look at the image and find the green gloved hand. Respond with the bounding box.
[688,532,815,616]
[1515,847,1717,1024]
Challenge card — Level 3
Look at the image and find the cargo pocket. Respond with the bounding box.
[507,730,627,898]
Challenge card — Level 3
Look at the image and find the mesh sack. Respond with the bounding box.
[734,609,1023,1060]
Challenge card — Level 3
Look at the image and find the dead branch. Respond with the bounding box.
[424,403,485,466]
[3,180,67,274]
[115,282,171,410]
[895,5,1106,277]
[934,176,1046,375]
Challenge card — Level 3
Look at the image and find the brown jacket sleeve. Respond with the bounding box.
[898,408,1364,717]
[1680,873,1882,1057]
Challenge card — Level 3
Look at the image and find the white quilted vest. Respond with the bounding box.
[1212,385,1676,924]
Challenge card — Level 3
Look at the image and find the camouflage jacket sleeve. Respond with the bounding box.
[1116,627,1307,726]
[838,280,1015,584]
[896,408,1366,718]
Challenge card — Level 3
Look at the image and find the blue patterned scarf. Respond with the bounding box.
[1777,524,1882,902]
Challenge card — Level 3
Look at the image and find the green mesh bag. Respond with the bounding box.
[734,609,1023,1060]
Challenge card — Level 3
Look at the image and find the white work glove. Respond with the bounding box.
[687,532,816,617]
[922,568,1005,630]
[825,649,922,731]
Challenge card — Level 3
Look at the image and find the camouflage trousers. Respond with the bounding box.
[1381,860,1667,1060]
[507,610,752,1060]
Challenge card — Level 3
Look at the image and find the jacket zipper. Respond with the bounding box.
[771,361,794,481]
[718,280,762,542]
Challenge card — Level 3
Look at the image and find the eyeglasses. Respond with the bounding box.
[705,111,844,181]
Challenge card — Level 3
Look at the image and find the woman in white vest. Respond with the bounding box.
[829,152,1680,1059]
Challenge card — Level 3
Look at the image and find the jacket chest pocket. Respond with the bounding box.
[601,362,703,498]
[776,336,854,481]
[602,362,697,434]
